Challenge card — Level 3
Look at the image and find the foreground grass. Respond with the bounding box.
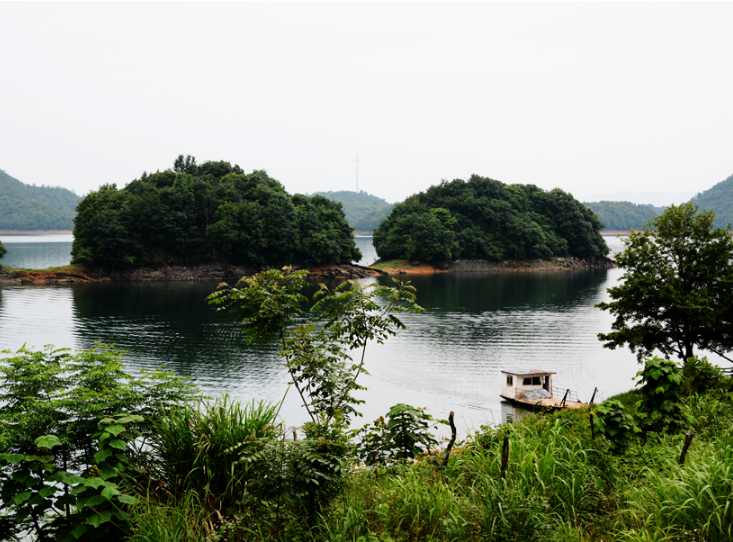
[128,386,733,542]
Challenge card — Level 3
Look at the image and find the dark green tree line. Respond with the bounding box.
[374,175,608,262]
[72,156,361,268]
[583,200,666,231]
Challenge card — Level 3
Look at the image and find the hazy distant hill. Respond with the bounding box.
[691,173,733,229]
[314,191,394,232]
[0,169,81,230]
[583,201,665,231]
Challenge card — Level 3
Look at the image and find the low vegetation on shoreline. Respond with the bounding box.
[2,344,731,542]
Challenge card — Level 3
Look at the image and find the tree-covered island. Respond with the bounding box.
[374,175,610,264]
[71,156,361,269]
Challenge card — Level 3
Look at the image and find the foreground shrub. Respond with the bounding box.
[357,404,443,466]
[0,345,197,541]
[635,357,687,433]
[595,399,640,453]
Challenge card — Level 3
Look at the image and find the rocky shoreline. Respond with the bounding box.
[0,256,614,286]
[0,262,387,286]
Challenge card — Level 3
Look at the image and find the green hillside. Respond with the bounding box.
[583,201,665,231]
[374,176,608,263]
[0,169,81,230]
[691,173,733,229]
[314,191,394,232]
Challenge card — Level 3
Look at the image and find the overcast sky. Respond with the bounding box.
[1,2,732,204]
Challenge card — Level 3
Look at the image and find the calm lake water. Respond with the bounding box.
[1,234,707,437]
[0,234,73,269]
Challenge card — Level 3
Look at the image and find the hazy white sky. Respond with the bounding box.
[1,2,732,203]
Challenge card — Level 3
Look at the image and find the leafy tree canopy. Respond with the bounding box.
[0,241,6,265]
[583,201,666,231]
[0,169,81,230]
[373,175,609,262]
[691,172,733,229]
[314,191,394,232]
[72,156,361,268]
[597,203,733,364]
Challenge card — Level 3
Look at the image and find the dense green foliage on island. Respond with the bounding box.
[374,175,609,263]
[691,172,733,229]
[0,169,81,230]
[314,190,394,232]
[583,200,665,231]
[72,156,360,268]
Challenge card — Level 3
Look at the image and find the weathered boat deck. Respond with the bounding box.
[500,395,587,410]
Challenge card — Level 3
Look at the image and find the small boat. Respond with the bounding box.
[500,369,588,410]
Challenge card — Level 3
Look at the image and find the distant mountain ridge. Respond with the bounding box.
[583,201,665,231]
[313,190,394,232]
[691,173,733,229]
[0,169,81,230]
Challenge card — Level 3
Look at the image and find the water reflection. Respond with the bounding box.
[69,281,289,401]
[501,402,533,425]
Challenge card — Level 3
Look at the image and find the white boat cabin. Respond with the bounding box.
[501,369,555,400]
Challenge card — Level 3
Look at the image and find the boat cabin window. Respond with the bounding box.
[523,376,542,386]
[506,376,513,386]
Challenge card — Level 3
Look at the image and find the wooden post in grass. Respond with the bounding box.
[561,389,570,408]
[589,413,596,440]
[442,411,457,467]
[500,434,510,479]
[679,433,695,465]
[589,387,598,405]
[293,430,297,441]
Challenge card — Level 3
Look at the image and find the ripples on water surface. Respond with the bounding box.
[3,235,711,435]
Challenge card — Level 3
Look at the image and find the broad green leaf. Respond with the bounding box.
[83,477,106,489]
[116,494,138,505]
[103,424,126,437]
[83,494,108,508]
[13,491,32,504]
[35,435,61,450]
[101,485,121,499]
[85,509,113,528]
[48,471,85,485]
[70,524,88,539]
[108,439,127,450]
[39,485,58,498]
[93,448,114,463]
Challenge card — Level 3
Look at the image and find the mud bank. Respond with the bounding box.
[0,262,386,286]
[375,256,617,275]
